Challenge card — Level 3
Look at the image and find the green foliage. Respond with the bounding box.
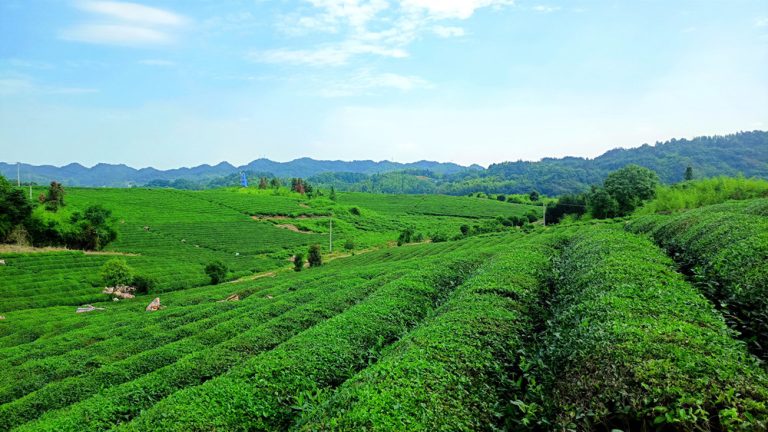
[587,186,619,219]
[637,176,768,214]
[684,165,694,181]
[307,244,322,267]
[296,242,552,431]
[343,239,354,251]
[533,226,768,430]
[294,252,304,272]
[0,175,32,241]
[101,258,134,287]
[628,198,768,358]
[43,181,65,212]
[545,194,587,224]
[603,164,659,215]
[204,260,228,285]
[131,274,157,295]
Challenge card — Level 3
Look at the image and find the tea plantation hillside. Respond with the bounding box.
[1,195,767,431]
[0,188,537,311]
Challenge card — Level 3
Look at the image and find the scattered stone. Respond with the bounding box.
[76,305,105,314]
[146,297,162,312]
[103,285,136,299]
[181,239,186,243]
[217,294,240,302]
[143,226,150,231]
[112,298,119,302]
[0,259,5,265]
[235,252,240,256]
[0,315,5,320]
[266,295,274,300]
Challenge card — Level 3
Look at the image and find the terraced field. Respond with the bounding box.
[1,189,537,311]
[1,194,767,431]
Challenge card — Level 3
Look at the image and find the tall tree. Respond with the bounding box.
[258,177,268,189]
[0,174,32,240]
[684,166,694,181]
[603,165,659,215]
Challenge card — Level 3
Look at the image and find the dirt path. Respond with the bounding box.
[274,224,314,234]
[0,245,139,256]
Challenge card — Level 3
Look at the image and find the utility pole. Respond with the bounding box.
[543,202,547,226]
[329,215,333,253]
[17,162,20,187]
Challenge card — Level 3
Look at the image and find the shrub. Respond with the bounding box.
[204,261,228,285]
[293,253,304,272]
[132,274,157,295]
[307,245,322,267]
[100,258,133,287]
[533,227,768,430]
[349,206,361,216]
[343,239,354,251]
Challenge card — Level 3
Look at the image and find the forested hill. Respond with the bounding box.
[1,131,766,195]
[0,158,480,188]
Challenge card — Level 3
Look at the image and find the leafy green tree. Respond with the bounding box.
[293,253,304,272]
[269,178,281,189]
[0,175,32,241]
[67,205,118,250]
[496,194,506,202]
[308,245,322,267]
[330,186,337,201]
[460,224,470,236]
[343,239,354,251]
[545,194,587,224]
[603,165,660,215]
[685,166,694,181]
[529,190,540,202]
[588,186,620,219]
[101,258,134,287]
[204,261,229,285]
[258,177,268,189]
[44,181,65,211]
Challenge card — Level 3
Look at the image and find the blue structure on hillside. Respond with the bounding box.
[240,172,248,188]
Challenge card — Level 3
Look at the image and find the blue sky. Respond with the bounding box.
[1,0,766,169]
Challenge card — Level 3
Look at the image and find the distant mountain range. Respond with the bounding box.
[0,158,482,188]
[1,131,766,195]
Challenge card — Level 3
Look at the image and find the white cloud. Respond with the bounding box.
[61,24,172,46]
[0,75,98,96]
[318,68,431,96]
[139,59,176,66]
[756,17,768,28]
[401,0,514,19]
[262,0,514,66]
[250,41,408,66]
[432,25,465,37]
[532,5,560,13]
[75,1,186,26]
[61,1,187,47]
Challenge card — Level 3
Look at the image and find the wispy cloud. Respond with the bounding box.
[532,5,560,13]
[317,68,431,97]
[255,0,515,67]
[0,75,98,96]
[250,41,408,66]
[75,1,185,26]
[60,1,187,47]
[139,59,176,66]
[432,25,465,37]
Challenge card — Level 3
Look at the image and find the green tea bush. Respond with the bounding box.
[627,199,768,357]
[113,255,482,431]
[295,240,553,431]
[535,227,768,431]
